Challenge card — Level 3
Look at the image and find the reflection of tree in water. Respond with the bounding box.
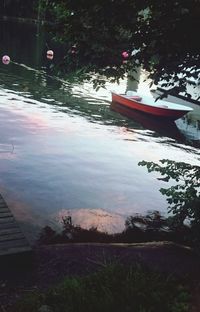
[175,111,200,145]
[39,209,194,246]
[126,67,141,93]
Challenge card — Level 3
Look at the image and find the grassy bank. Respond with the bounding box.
[10,263,190,312]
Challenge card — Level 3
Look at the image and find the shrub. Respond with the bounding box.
[11,264,190,312]
[139,159,200,246]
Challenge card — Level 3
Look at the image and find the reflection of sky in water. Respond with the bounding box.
[56,208,126,234]
[0,21,199,241]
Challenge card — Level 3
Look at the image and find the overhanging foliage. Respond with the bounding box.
[139,159,200,243]
[41,0,200,96]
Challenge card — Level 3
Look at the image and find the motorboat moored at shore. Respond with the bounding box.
[111,91,193,120]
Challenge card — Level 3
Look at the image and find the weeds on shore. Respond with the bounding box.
[10,263,190,312]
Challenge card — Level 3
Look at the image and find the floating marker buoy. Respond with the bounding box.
[47,55,53,60]
[71,45,77,55]
[47,50,54,60]
[122,51,129,59]
[2,55,10,65]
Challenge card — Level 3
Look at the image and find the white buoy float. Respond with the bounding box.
[46,50,54,60]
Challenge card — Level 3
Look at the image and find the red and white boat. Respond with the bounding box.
[111,91,193,120]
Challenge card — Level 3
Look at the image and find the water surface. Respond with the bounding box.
[0,21,199,242]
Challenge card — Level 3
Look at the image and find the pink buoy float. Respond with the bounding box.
[2,55,10,65]
[47,50,54,60]
[122,51,129,59]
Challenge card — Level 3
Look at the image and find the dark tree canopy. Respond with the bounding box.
[0,0,200,95]
[0,0,38,19]
[41,0,200,96]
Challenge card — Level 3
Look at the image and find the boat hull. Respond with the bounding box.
[112,93,191,120]
[111,102,184,141]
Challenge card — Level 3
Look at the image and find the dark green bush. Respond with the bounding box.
[11,264,190,312]
[139,159,200,247]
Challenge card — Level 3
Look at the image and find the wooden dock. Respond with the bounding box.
[0,194,31,257]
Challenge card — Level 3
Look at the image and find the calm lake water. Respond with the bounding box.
[0,21,200,242]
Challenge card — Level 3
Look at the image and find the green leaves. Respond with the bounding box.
[40,0,200,93]
[139,159,200,230]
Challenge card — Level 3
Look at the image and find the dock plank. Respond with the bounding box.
[0,212,13,218]
[0,195,31,257]
[0,203,8,208]
[0,240,31,257]
[0,227,21,236]
[0,232,25,242]
[0,245,31,257]
[0,217,15,223]
[0,238,29,249]
[0,222,20,230]
[0,208,10,213]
